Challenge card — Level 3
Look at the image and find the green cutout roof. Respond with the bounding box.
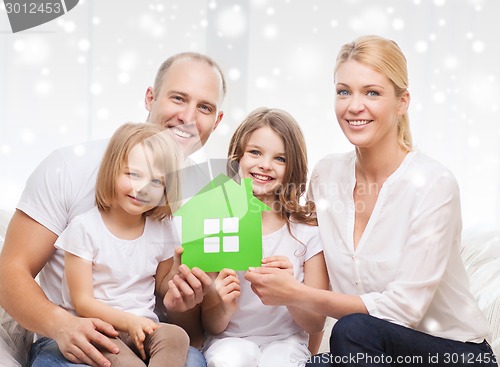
[174,174,270,272]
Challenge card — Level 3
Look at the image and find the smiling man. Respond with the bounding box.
[145,54,224,157]
[0,52,226,367]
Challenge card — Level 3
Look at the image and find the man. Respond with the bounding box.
[0,52,225,367]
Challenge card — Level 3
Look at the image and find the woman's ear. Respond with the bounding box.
[398,90,410,115]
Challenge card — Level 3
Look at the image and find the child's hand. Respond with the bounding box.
[261,255,294,275]
[126,315,158,360]
[215,268,240,314]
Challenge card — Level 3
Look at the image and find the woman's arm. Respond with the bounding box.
[259,254,330,333]
[245,265,367,320]
[200,269,240,335]
[285,252,329,334]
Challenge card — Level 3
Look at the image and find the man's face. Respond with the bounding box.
[145,58,224,156]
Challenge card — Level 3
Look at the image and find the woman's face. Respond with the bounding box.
[334,59,409,150]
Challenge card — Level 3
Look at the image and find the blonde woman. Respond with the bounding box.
[246,36,496,367]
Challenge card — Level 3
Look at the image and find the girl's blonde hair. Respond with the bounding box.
[227,107,317,227]
[335,35,413,151]
[95,123,182,217]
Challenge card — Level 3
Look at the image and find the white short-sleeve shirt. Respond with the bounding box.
[205,222,323,348]
[54,207,178,321]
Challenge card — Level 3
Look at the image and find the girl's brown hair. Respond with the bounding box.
[227,107,317,227]
[95,123,182,217]
[335,35,412,151]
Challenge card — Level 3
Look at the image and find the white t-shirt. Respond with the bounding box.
[54,207,177,321]
[309,150,491,343]
[17,138,221,308]
[205,222,323,348]
[18,139,109,307]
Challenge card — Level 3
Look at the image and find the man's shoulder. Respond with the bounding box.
[51,138,109,164]
[17,139,110,235]
[44,138,110,181]
[180,158,228,201]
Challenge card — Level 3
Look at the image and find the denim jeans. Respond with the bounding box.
[29,337,206,367]
[306,314,497,367]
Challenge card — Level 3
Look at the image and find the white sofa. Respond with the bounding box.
[0,210,499,366]
[316,227,500,365]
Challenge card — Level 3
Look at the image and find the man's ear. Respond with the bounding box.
[145,86,155,112]
[212,111,224,131]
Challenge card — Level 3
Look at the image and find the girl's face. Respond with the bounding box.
[238,126,286,204]
[334,59,409,150]
[114,144,165,217]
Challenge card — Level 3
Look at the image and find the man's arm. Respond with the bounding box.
[0,210,119,367]
[158,247,212,348]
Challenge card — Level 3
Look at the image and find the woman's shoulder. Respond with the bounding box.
[409,150,458,182]
[314,151,355,168]
[311,151,355,179]
[399,150,460,196]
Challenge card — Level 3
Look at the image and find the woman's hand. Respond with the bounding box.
[261,255,294,275]
[245,265,299,306]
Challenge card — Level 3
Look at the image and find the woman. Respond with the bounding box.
[245,35,496,366]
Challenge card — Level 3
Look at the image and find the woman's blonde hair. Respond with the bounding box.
[227,107,317,227]
[95,123,182,217]
[335,35,412,151]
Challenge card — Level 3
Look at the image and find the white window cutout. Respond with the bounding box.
[223,236,239,252]
[203,217,240,254]
[204,237,220,253]
[204,218,220,235]
[223,217,239,233]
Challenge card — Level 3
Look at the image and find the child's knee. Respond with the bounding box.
[205,338,260,367]
[208,354,258,367]
[152,323,190,349]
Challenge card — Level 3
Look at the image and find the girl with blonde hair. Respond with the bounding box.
[55,122,189,367]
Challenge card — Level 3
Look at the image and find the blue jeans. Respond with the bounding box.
[306,314,497,367]
[29,337,206,367]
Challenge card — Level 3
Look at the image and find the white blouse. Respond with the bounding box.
[309,150,491,343]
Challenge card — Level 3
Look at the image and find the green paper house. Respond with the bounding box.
[174,174,270,272]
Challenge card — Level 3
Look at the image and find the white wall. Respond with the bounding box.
[1,0,499,230]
